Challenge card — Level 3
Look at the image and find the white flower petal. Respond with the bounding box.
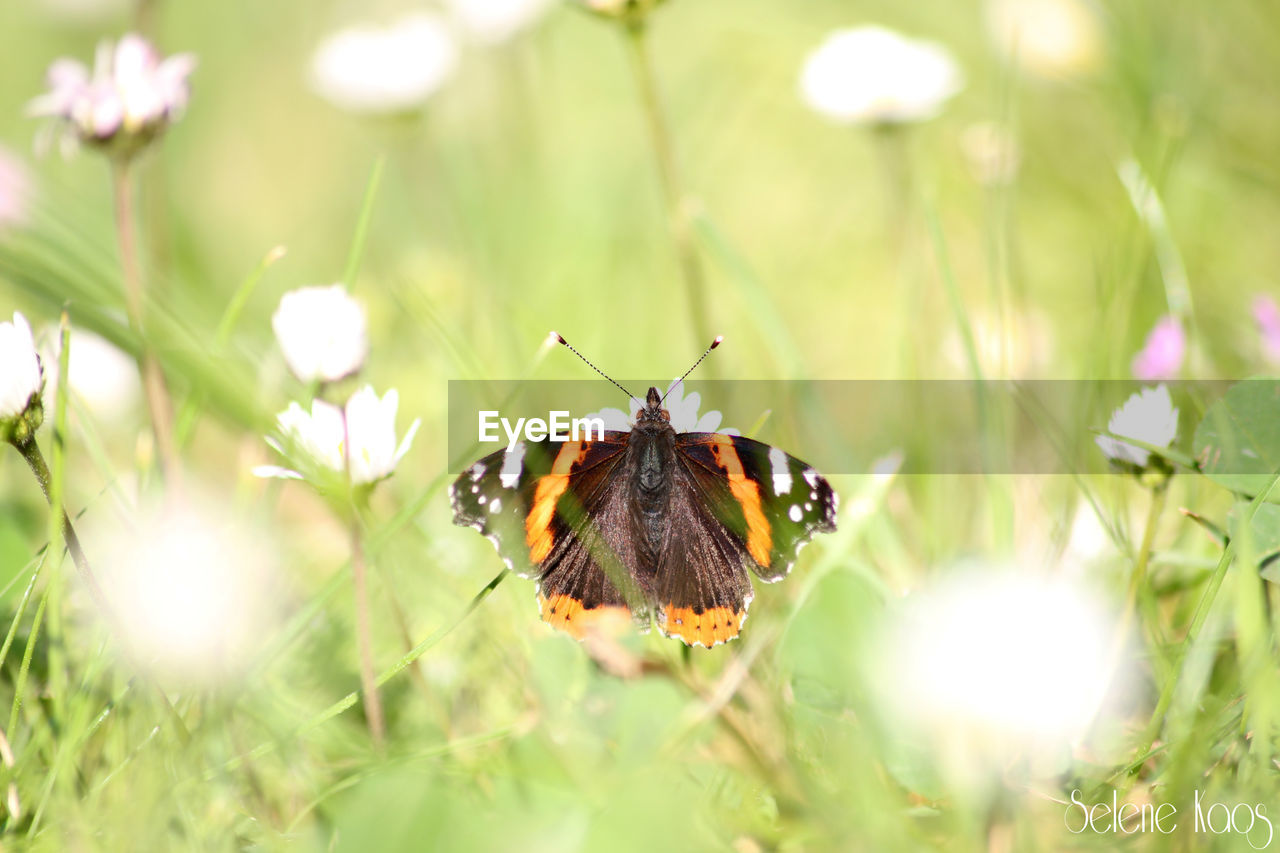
[252,465,303,480]
[341,386,416,484]
[693,411,722,433]
[0,311,44,419]
[585,406,632,431]
[393,418,421,467]
[1097,385,1178,467]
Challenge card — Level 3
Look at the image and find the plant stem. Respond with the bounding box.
[340,412,386,748]
[8,587,49,740]
[1118,482,1168,653]
[349,515,386,748]
[623,20,712,352]
[1101,482,1169,775]
[217,570,508,775]
[11,437,191,744]
[16,438,110,612]
[112,159,180,484]
[1131,473,1278,767]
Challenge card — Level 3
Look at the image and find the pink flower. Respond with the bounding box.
[1253,295,1280,366]
[0,146,31,230]
[28,33,195,155]
[1131,315,1184,380]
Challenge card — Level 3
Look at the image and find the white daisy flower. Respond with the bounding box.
[584,378,737,434]
[800,26,963,125]
[310,14,458,115]
[28,33,195,154]
[1095,385,1178,468]
[0,312,44,423]
[271,284,367,384]
[256,386,420,486]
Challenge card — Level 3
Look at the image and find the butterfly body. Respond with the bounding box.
[451,385,837,647]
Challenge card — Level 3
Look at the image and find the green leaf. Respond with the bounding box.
[1228,502,1280,563]
[1193,379,1280,501]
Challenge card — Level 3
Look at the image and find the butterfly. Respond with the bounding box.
[450,334,837,647]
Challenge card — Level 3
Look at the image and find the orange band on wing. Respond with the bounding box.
[525,441,588,564]
[662,604,744,647]
[539,594,631,639]
[707,435,772,567]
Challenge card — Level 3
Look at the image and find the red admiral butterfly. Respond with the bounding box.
[450,335,838,647]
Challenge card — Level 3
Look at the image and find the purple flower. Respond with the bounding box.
[1131,315,1184,380]
[1253,295,1280,365]
[28,33,195,155]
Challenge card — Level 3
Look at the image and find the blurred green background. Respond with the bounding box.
[2,0,1280,849]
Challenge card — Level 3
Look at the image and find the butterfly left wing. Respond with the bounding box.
[450,434,647,638]
[673,433,838,583]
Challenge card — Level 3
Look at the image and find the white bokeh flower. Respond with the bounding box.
[40,326,141,423]
[445,0,553,44]
[28,33,196,154]
[584,378,737,434]
[256,386,420,486]
[987,0,1103,79]
[0,146,32,230]
[942,309,1052,377]
[87,494,279,684]
[800,26,963,125]
[310,14,458,115]
[271,284,367,384]
[1,312,44,422]
[1095,385,1178,468]
[577,0,662,19]
[873,568,1127,784]
[960,121,1021,185]
[34,0,130,23]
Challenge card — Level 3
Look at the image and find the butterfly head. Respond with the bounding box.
[637,386,671,424]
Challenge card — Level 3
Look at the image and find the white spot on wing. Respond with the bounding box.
[803,468,820,489]
[478,495,486,505]
[500,442,526,488]
[469,462,485,481]
[789,505,803,522]
[769,447,792,495]
[489,497,502,513]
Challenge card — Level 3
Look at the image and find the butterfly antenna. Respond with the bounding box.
[661,335,723,404]
[551,332,636,400]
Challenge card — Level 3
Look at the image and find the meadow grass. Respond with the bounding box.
[2,0,1280,850]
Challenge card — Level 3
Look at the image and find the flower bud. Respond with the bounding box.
[271,284,368,384]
